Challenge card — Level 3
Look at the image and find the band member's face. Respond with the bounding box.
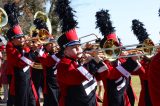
[45,43,53,52]
[12,37,25,46]
[14,0,20,3]
[64,45,82,59]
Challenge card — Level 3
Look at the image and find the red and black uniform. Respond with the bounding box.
[6,41,38,106]
[57,56,107,106]
[130,18,154,106]
[96,58,145,106]
[38,48,61,106]
[126,77,138,106]
[148,52,160,106]
[29,50,44,98]
[94,9,145,106]
[138,58,152,106]
[6,42,15,106]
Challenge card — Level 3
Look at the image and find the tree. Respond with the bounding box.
[0,0,59,36]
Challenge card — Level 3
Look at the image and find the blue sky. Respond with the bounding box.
[70,0,160,45]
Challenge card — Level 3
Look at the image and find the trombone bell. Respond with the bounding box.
[142,38,155,58]
[102,39,121,61]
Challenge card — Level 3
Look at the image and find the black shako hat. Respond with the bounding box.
[95,9,119,48]
[4,2,24,40]
[55,0,80,50]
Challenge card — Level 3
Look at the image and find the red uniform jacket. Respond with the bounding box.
[138,59,151,106]
[148,52,160,106]
[38,51,60,94]
[56,57,107,106]
[6,42,26,95]
[6,42,39,106]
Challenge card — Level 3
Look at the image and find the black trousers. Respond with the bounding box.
[43,89,60,106]
[43,69,60,106]
[7,90,15,106]
[31,69,44,98]
[7,75,15,106]
[14,69,36,106]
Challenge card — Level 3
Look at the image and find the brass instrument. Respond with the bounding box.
[0,8,8,46]
[38,29,52,43]
[80,33,120,61]
[141,38,155,58]
[27,11,53,46]
[103,38,155,60]
[83,42,158,59]
[0,7,8,32]
[103,39,121,61]
[25,29,52,43]
[34,11,52,34]
[80,33,101,51]
[80,33,101,44]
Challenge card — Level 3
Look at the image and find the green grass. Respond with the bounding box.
[131,76,141,106]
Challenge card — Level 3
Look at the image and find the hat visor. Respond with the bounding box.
[66,41,81,47]
[12,34,24,39]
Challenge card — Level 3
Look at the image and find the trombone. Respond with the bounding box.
[79,33,101,44]
[83,43,159,59]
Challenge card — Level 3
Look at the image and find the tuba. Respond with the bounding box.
[27,11,52,44]
[0,7,8,30]
[34,11,52,34]
[0,8,8,46]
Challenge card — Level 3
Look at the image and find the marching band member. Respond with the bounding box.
[37,40,61,106]
[148,9,160,105]
[28,41,44,103]
[4,3,39,106]
[29,13,51,99]
[148,46,160,106]
[4,3,19,106]
[31,10,61,106]
[95,9,145,106]
[55,0,108,106]
[84,43,104,100]
[6,26,38,106]
[131,19,153,106]
[118,38,138,106]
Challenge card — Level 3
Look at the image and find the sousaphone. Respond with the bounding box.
[0,8,8,46]
[34,11,52,34]
[0,7,8,30]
